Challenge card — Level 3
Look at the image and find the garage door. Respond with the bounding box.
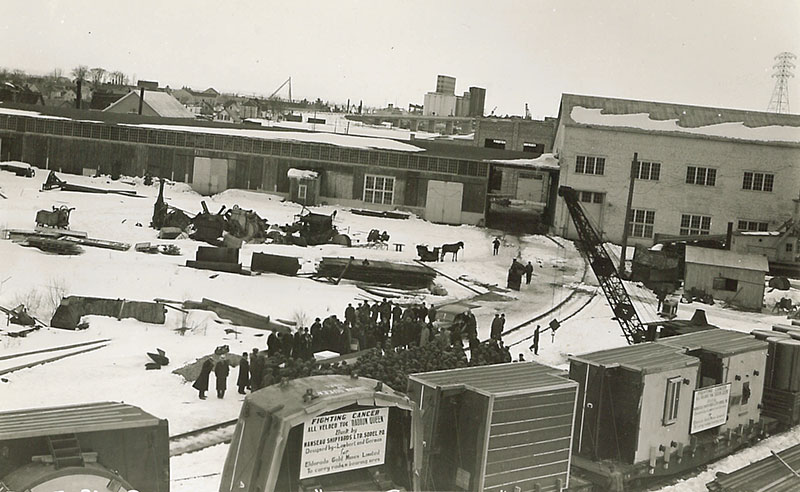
[426,180,464,224]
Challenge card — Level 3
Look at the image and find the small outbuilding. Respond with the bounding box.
[407,361,579,492]
[684,246,768,311]
[287,168,320,206]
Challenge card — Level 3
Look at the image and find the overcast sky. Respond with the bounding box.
[3,0,799,118]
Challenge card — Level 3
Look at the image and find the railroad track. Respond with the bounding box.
[169,418,238,457]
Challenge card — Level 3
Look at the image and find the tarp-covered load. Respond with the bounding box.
[317,257,436,289]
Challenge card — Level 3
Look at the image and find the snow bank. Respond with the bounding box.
[487,153,559,170]
[287,168,319,180]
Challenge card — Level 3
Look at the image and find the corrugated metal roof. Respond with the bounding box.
[409,361,577,396]
[0,402,161,440]
[560,93,800,134]
[571,342,698,374]
[684,245,769,272]
[658,328,768,356]
[707,442,800,491]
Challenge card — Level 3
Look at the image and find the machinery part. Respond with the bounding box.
[558,186,647,344]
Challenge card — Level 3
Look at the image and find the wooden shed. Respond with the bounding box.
[406,362,579,492]
[0,402,169,492]
[287,168,320,206]
[218,375,415,492]
[684,246,768,311]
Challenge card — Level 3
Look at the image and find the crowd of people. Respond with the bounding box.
[191,299,517,399]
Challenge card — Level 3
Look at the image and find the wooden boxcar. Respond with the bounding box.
[0,401,169,492]
[406,362,579,492]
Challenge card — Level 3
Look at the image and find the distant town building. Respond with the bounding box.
[422,75,485,118]
[104,90,195,118]
[468,86,486,117]
[423,92,456,117]
[474,117,557,154]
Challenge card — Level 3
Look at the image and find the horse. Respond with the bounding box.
[440,241,464,261]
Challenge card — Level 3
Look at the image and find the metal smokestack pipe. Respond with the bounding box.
[75,80,82,109]
[138,87,145,115]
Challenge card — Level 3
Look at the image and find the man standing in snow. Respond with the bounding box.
[490,314,502,340]
[192,357,213,400]
[344,304,356,329]
[249,348,263,392]
[237,352,250,395]
[493,237,500,255]
[529,325,540,355]
[525,261,534,285]
[214,355,230,399]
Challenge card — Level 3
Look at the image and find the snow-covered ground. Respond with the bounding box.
[1,163,797,491]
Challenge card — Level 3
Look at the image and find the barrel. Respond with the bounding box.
[773,340,800,391]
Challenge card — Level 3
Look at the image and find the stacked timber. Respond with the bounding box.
[317,257,435,289]
[707,442,800,491]
[186,246,245,274]
[251,252,300,276]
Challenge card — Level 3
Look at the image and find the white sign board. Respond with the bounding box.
[300,407,389,479]
[691,383,731,434]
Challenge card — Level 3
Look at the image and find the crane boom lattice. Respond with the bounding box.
[559,186,647,344]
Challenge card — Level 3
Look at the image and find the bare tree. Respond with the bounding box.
[89,67,106,86]
[71,65,89,82]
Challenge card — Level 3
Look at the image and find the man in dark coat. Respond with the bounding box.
[525,261,534,285]
[214,356,230,399]
[344,303,356,328]
[192,358,213,400]
[249,348,264,392]
[310,318,322,352]
[493,237,500,255]
[490,314,502,341]
[237,353,250,395]
[530,325,540,355]
[427,304,437,324]
[267,331,280,357]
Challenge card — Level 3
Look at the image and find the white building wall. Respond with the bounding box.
[553,124,800,245]
[423,92,456,116]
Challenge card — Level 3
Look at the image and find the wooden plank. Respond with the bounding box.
[487,437,571,462]
[492,390,575,411]
[0,344,108,377]
[484,449,570,476]
[483,461,569,486]
[490,415,573,436]
[485,424,572,448]
[491,401,575,424]
[0,339,110,361]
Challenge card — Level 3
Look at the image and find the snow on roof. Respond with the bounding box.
[0,106,70,120]
[287,168,318,180]
[487,152,559,170]
[570,107,800,144]
[684,245,769,272]
[560,94,800,145]
[123,123,426,152]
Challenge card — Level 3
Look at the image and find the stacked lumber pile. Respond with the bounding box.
[186,246,247,274]
[317,257,436,289]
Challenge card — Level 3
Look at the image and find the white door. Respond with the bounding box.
[426,180,464,224]
[517,174,544,202]
[192,157,228,195]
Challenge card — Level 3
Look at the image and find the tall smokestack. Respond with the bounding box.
[138,87,145,115]
[75,80,82,109]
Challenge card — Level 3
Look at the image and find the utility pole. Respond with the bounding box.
[619,153,638,274]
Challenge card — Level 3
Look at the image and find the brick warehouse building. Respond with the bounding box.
[0,104,535,225]
[552,94,800,244]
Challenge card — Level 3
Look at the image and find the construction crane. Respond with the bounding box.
[558,186,648,344]
[268,76,292,102]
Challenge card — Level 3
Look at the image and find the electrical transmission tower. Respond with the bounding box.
[767,52,796,113]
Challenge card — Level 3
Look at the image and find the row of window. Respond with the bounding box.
[574,155,775,192]
[625,210,771,238]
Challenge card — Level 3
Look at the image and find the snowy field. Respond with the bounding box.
[0,164,798,491]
